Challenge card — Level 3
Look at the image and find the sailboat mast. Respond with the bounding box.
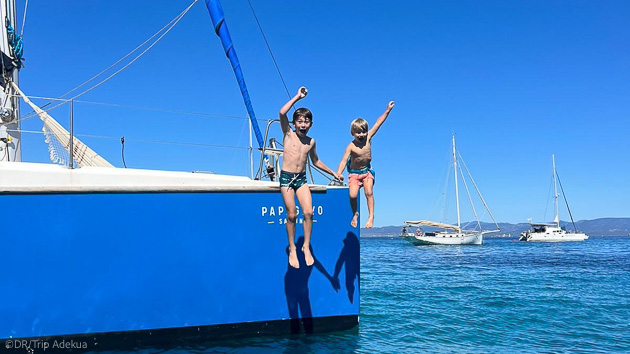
[0,0,21,162]
[205,0,264,150]
[452,134,461,230]
[552,154,559,227]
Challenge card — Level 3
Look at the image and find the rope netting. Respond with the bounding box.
[11,82,113,167]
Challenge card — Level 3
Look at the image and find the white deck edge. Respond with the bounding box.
[0,162,338,193]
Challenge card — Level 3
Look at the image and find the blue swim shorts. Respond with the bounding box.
[280,170,307,191]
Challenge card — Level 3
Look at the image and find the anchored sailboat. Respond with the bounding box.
[519,155,589,242]
[401,135,500,246]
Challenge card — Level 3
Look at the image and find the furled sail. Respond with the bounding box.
[205,0,264,149]
[405,220,462,232]
[11,82,113,168]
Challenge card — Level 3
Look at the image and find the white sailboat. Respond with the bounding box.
[1,0,358,346]
[400,135,500,246]
[519,155,589,242]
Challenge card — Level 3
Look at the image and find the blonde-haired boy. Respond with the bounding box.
[337,101,394,228]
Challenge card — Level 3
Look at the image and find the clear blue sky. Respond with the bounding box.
[16,0,629,227]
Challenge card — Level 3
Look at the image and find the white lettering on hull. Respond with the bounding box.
[261,205,324,225]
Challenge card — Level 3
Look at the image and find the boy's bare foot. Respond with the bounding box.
[289,248,299,269]
[302,246,314,266]
[365,217,374,228]
[350,212,359,228]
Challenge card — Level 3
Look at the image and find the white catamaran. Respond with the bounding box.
[400,135,500,246]
[519,155,589,242]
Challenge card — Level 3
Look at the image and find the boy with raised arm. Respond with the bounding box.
[279,86,343,269]
[337,101,395,228]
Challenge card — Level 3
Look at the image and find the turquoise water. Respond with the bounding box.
[136,236,630,352]
[358,236,630,353]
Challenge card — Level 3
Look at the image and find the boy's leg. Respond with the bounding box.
[295,185,314,266]
[349,184,361,228]
[363,177,375,228]
[280,187,299,268]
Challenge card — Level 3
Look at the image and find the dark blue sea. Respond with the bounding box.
[126,236,630,353]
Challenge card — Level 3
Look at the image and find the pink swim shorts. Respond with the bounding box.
[348,171,374,188]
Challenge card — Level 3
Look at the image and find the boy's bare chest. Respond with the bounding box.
[284,134,312,155]
[351,142,371,157]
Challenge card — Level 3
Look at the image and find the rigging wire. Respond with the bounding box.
[19,0,27,38]
[456,162,479,230]
[247,0,338,184]
[10,128,248,150]
[75,100,247,120]
[14,1,307,183]
[457,150,500,230]
[246,0,315,183]
[77,134,249,150]
[52,8,184,103]
[309,162,335,182]
[19,0,199,121]
[66,1,197,100]
[7,1,299,179]
[230,118,250,174]
[427,145,451,223]
[246,0,291,100]
[10,93,268,126]
[247,1,335,184]
[555,170,578,232]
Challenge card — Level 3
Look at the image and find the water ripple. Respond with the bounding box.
[107,236,629,353]
[358,236,630,353]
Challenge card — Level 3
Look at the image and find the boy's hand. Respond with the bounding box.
[331,276,341,291]
[387,101,395,111]
[296,86,308,99]
[333,172,344,182]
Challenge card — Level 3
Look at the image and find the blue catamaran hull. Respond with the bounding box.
[1,179,359,348]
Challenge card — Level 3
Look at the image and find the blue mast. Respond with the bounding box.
[205,0,264,149]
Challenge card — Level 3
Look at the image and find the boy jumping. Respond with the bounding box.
[279,87,343,268]
[337,101,394,228]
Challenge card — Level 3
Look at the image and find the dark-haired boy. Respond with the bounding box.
[279,86,343,268]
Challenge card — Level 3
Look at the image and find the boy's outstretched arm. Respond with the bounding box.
[336,144,352,176]
[368,101,395,139]
[279,86,308,135]
[309,140,344,181]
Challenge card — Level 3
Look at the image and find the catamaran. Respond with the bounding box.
[1,0,358,348]
[400,135,500,246]
[519,155,589,242]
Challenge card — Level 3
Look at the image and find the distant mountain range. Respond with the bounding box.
[361,217,630,237]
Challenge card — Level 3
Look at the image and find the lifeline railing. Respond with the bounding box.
[253,119,343,186]
[254,119,283,181]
